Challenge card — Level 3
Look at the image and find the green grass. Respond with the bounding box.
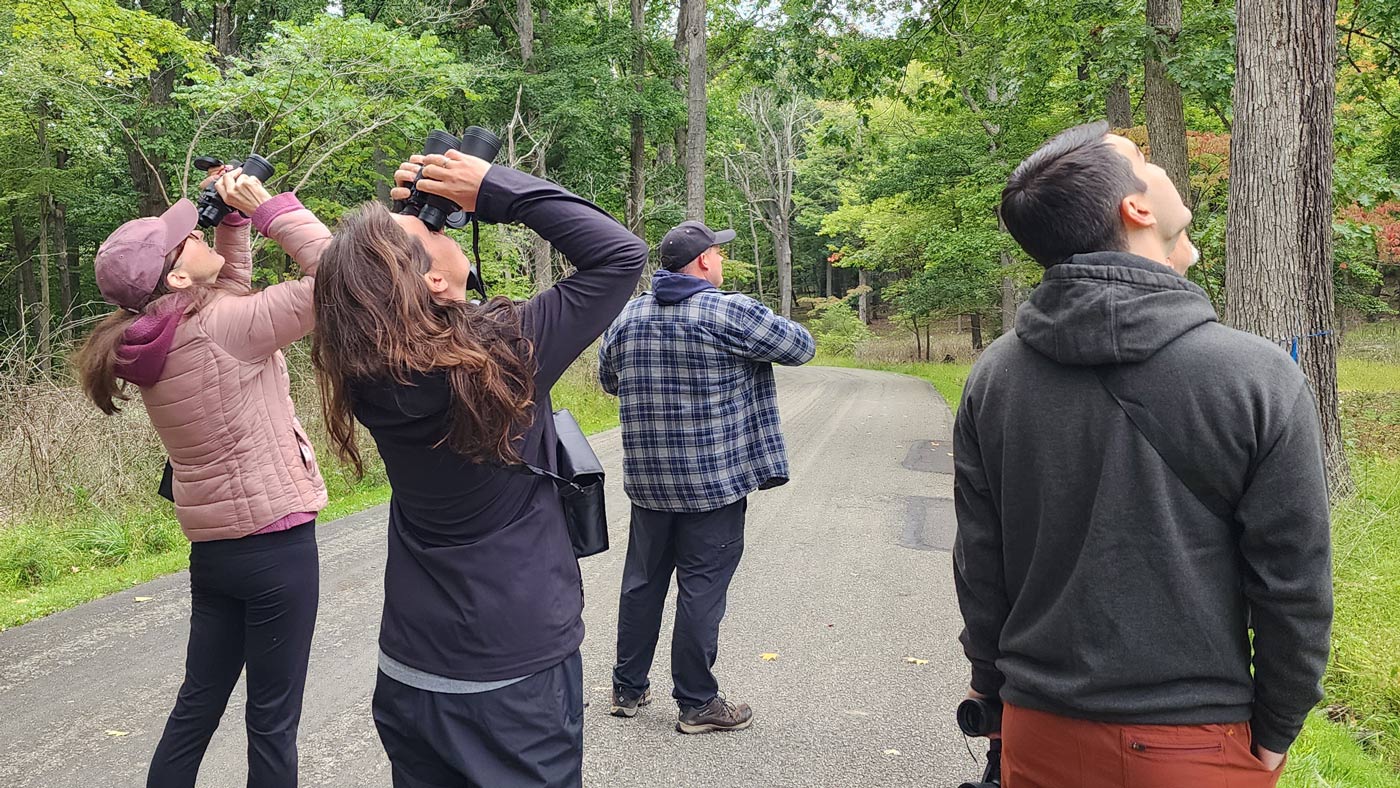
[1280,712,1400,788]
[0,353,622,631]
[1339,359,1400,392]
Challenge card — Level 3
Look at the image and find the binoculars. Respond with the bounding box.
[400,126,502,232]
[192,154,275,228]
[957,697,1002,788]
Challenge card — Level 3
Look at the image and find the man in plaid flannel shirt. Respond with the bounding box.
[599,220,815,734]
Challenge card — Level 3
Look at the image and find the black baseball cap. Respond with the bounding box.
[660,221,736,270]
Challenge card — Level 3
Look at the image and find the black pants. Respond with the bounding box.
[147,523,320,788]
[372,651,584,788]
[612,498,747,708]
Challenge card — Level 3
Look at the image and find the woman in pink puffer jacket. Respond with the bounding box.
[76,168,332,788]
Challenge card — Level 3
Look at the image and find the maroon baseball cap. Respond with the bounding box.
[94,199,199,311]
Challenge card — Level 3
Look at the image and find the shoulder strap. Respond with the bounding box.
[1091,366,1237,524]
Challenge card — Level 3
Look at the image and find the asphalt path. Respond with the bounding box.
[0,365,981,788]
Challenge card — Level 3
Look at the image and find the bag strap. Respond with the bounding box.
[1091,366,1237,524]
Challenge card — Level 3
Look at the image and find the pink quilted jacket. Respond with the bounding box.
[121,194,332,542]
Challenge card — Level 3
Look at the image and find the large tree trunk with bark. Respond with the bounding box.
[1107,78,1134,128]
[681,0,706,219]
[1144,0,1192,207]
[1226,0,1350,495]
[214,1,237,59]
[626,0,646,238]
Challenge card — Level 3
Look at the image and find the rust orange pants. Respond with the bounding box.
[1002,703,1286,788]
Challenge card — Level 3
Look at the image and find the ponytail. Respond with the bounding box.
[76,309,141,415]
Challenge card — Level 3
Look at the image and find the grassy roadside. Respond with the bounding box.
[0,360,621,631]
[819,349,1400,787]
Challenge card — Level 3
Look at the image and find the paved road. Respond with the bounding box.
[0,365,981,788]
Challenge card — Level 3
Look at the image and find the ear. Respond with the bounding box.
[1120,193,1157,232]
[165,269,194,291]
[423,270,451,295]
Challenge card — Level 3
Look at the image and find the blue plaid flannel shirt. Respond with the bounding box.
[599,287,816,513]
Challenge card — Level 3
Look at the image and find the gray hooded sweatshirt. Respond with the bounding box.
[953,251,1333,753]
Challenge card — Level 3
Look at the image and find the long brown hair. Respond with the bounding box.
[311,202,536,476]
[76,269,181,415]
[77,308,145,414]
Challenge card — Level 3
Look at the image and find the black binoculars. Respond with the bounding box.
[192,154,275,228]
[957,697,1002,788]
[400,127,502,232]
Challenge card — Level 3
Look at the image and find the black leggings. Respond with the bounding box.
[147,523,320,788]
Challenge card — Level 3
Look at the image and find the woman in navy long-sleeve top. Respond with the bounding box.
[311,150,647,787]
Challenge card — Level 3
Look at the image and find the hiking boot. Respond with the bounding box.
[610,687,652,718]
[676,695,753,734]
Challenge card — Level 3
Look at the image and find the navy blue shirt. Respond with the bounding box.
[352,166,647,681]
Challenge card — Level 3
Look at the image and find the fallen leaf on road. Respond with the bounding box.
[134,597,153,603]
[760,652,779,661]
[105,730,129,737]
[883,749,901,756]
[904,657,929,665]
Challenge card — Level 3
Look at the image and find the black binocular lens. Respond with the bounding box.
[195,153,275,228]
[407,127,502,233]
[956,697,1003,738]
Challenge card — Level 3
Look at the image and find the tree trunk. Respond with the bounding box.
[626,0,646,238]
[13,211,36,337]
[970,311,984,350]
[682,0,706,220]
[748,209,763,300]
[53,148,73,343]
[516,0,535,62]
[774,218,793,318]
[671,0,688,165]
[1107,78,1134,128]
[912,316,922,361]
[35,106,53,373]
[858,269,870,324]
[1226,0,1350,495]
[1144,0,1192,208]
[213,1,236,59]
[52,201,72,343]
[825,260,833,297]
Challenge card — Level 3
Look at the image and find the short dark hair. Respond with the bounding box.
[999,121,1147,267]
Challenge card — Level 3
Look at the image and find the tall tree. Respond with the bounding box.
[1106,78,1133,128]
[728,88,815,318]
[1144,0,1192,207]
[626,0,646,238]
[1226,0,1351,494]
[681,0,707,219]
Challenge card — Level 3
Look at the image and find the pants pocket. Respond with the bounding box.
[1122,729,1229,788]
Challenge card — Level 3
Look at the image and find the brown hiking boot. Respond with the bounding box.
[675,695,753,734]
[610,686,651,718]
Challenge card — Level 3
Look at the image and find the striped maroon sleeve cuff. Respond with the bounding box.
[251,192,305,235]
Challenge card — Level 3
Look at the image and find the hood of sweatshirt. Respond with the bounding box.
[1015,251,1219,366]
[115,301,184,387]
[651,269,716,305]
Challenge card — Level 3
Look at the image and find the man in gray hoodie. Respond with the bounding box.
[954,121,1332,787]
